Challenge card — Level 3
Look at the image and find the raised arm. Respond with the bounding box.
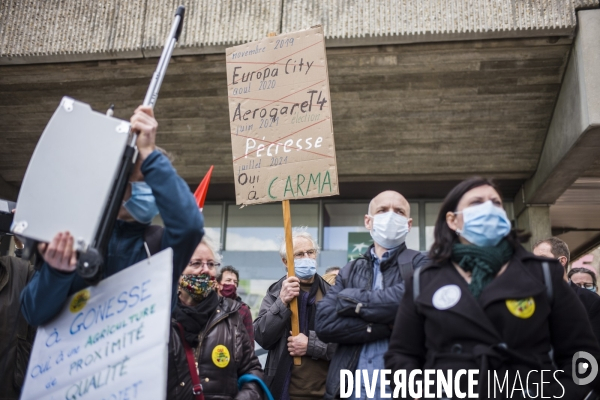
[132,106,204,295]
[21,262,76,326]
[20,232,78,326]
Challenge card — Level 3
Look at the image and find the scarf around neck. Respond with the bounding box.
[451,238,514,298]
[172,290,219,347]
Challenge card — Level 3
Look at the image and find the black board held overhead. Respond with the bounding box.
[11,6,186,283]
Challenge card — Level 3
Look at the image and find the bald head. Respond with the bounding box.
[364,191,413,252]
[368,191,410,217]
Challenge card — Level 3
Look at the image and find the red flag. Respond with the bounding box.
[194,165,213,211]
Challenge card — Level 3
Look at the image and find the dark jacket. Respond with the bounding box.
[384,245,600,399]
[21,150,204,326]
[0,256,35,400]
[570,281,600,345]
[168,297,264,400]
[254,274,335,391]
[315,243,429,399]
[237,300,255,344]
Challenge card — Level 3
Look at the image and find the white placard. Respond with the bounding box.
[21,248,174,400]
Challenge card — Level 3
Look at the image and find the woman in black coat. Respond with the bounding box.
[384,177,600,399]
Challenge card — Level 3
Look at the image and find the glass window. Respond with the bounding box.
[202,204,223,249]
[425,202,442,250]
[225,203,318,251]
[323,203,369,251]
[324,202,419,251]
[406,202,419,251]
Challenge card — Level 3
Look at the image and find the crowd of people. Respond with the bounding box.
[2,107,600,400]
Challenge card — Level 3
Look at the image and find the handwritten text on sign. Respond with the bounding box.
[20,249,174,400]
[227,26,339,205]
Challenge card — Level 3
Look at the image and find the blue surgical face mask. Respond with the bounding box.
[123,181,159,224]
[455,200,511,247]
[369,211,410,250]
[294,257,317,280]
[587,286,597,293]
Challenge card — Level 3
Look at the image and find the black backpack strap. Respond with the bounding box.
[413,265,421,302]
[541,261,553,304]
[144,225,164,256]
[400,263,413,282]
[397,249,420,282]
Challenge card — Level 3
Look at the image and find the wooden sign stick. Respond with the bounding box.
[265,30,301,366]
[282,199,301,366]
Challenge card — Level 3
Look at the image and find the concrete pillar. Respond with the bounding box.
[516,206,551,251]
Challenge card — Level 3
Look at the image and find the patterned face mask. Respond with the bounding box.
[179,273,216,302]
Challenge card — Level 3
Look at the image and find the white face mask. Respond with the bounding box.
[369,211,410,249]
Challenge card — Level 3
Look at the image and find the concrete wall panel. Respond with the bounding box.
[0,0,597,63]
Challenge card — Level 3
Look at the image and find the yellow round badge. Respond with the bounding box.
[69,289,90,313]
[505,297,535,319]
[212,345,230,368]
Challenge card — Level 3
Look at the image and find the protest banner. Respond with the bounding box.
[226,26,338,206]
[226,27,338,365]
[20,248,173,400]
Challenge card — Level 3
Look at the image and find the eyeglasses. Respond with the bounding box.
[570,280,596,291]
[188,261,221,269]
[294,249,317,259]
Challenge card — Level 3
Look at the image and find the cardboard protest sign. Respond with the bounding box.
[226,26,339,205]
[21,248,173,400]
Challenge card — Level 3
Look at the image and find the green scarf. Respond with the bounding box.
[451,239,514,298]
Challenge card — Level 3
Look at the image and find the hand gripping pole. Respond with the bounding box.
[76,6,186,282]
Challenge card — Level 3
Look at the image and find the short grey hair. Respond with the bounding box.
[279,227,320,261]
[201,234,222,265]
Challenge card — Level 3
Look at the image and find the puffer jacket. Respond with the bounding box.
[253,274,336,390]
[315,243,429,399]
[167,297,264,400]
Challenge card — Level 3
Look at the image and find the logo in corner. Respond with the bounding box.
[572,351,599,385]
[69,289,90,313]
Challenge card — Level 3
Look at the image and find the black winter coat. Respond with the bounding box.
[0,256,35,400]
[167,297,264,400]
[315,243,429,399]
[570,281,600,345]
[384,245,600,399]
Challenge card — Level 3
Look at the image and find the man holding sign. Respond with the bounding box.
[227,25,339,400]
[254,230,336,400]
